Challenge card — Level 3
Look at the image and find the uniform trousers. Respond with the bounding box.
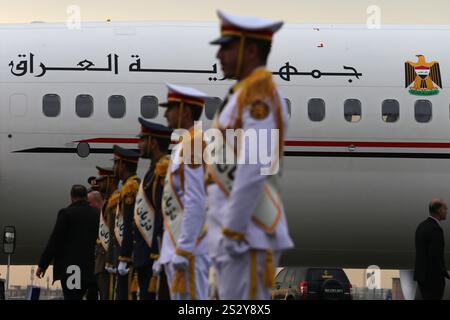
[163,254,210,300]
[215,249,280,300]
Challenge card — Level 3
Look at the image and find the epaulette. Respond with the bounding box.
[107,190,120,209]
[155,155,171,178]
[122,176,139,206]
[237,68,276,107]
[121,176,139,198]
[232,67,281,126]
[181,128,206,168]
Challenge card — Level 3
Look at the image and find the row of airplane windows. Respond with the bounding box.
[36,94,223,120]
[36,94,436,124]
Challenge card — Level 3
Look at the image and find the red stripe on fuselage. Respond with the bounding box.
[76,138,139,144]
[285,141,450,149]
[77,138,450,149]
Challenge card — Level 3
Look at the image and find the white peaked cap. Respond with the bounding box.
[159,83,210,108]
[210,10,284,45]
[166,83,209,99]
[218,10,283,32]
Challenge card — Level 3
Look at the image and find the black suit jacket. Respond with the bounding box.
[414,217,449,283]
[38,200,99,282]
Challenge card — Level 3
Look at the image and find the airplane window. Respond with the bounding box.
[344,99,361,123]
[415,100,432,123]
[205,97,222,120]
[108,95,126,119]
[141,96,158,119]
[382,100,399,123]
[76,95,94,118]
[284,98,291,118]
[43,94,61,117]
[308,98,325,122]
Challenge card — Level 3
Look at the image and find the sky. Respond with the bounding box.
[0,0,429,292]
[1,0,450,25]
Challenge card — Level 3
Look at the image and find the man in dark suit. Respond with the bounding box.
[85,189,105,300]
[414,198,449,300]
[36,185,99,300]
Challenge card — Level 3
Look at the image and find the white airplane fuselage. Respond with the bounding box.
[1,21,450,269]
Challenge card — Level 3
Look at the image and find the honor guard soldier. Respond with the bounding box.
[207,11,294,299]
[155,83,210,300]
[134,118,173,300]
[104,178,122,300]
[95,166,119,300]
[111,145,140,300]
[88,176,100,192]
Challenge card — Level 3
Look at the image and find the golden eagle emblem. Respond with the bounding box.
[405,55,442,96]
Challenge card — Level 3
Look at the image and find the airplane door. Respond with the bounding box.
[0,93,30,166]
[8,93,29,130]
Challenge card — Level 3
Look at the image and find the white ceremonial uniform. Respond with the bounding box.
[208,67,294,300]
[160,139,210,300]
[205,183,224,298]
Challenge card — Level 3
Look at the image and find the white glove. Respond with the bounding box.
[117,261,129,276]
[171,254,189,271]
[222,237,249,257]
[105,266,117,274]
[152,259,162,277]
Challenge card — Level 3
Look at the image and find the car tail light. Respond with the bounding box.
[299,281,309,295]
[348,283,353,290]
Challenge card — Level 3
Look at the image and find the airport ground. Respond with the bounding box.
[1,265,400,300]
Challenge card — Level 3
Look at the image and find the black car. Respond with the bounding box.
[272,267,352,300]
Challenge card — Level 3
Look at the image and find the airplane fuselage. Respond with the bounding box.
[1,21,450,269]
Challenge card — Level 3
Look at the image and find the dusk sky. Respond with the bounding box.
[1,0,450,24]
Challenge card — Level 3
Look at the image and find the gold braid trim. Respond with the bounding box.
[171,270,186,294]
[118,256,132,263]
[175,248,196,298]
[121,176,139,206]
[235,67,285,166]
[222,228,246,242]
[127,269,134,300]
[180,127,206,169]
[175,248,193,258]
[148,253,161,294]
[130,271,139,293]
[188,256,196,300]
[121,176,139,199]
[149,276,158,293]
[149,253,160,260]
[107,190,120,209]
[249,250,258,299]
[108,273,115,300]
[236,68,276,129]
[155,155,171,177]
[237,68,276,109]
[263,249,276,288]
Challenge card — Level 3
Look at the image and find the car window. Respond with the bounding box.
[286,269,297,283]
[294,268,306,282]
[275,268,288,283]
[307,269,349,283]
